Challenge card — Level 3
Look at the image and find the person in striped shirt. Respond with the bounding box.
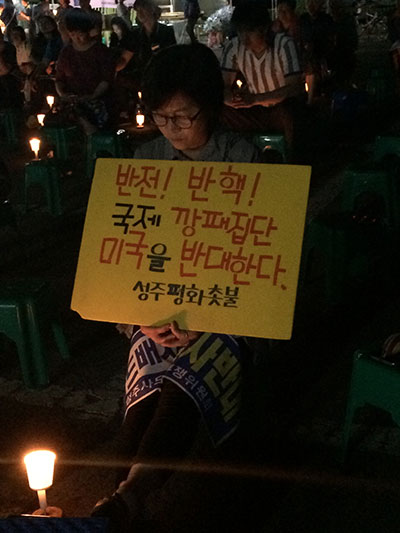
[221,1,304,153]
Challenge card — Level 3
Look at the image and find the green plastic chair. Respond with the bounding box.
[0,109,22,146]
[373,135,400,162]
[86,131,125,178]
[24,159,63,216]
[40,125,81,160]
[341,349,400,462]
[251,133,288,163]
[301,212,390,304]
[341,166,399,229]
[0,280,70,388]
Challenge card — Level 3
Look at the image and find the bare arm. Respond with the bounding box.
[91,80,109,99]
[115,49,134,72]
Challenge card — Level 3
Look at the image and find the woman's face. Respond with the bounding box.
[112,24,123,39]
[238,29,267,55]
[152,92,209,152]
[278,3,294,28]
[69,29,91,47]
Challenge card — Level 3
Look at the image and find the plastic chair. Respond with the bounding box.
[251,133,288,163]
[341,165,400,229]
[0,280,70,388]
[301,212,389,304]
[341,349,400,462]
[40,125,80,160]
[86,131,125,178]
[24,159,63,216]
[0,109,22,146]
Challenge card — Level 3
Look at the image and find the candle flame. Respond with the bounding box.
[29,138,41,159]
[236,80,243,89]
[24,450,56,490]
[138,91,142,100]
[37,114,45,127]
[136,112,145,128]
[305,82,309,92]
[46,95,55,108]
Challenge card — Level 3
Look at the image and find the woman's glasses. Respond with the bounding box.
[151,108,202,129]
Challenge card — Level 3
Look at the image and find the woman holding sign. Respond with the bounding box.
[92,44,262,533]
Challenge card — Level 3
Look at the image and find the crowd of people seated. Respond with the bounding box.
[0,0,362,150]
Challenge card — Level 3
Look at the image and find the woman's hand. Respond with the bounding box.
[228,92,256,108]
[141,321,201,348]
[32,506,63,517]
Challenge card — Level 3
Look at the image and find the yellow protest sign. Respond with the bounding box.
[71,158,311,339]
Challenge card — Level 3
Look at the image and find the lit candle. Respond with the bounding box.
[305,82,309,93]
[29,138,41,160]
[37,114,45,127]
[136,111,145,128]
[138,91,142,101]
[46,95,55,109]
[53,9,57,16]
[236,80,243,90]
[24,450,56,512]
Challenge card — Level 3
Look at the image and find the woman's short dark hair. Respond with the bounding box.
[64,9,94,33]
[10,25,26,40]
[110,16,130,34]
[231,1,271,33]
[142,44,224,131]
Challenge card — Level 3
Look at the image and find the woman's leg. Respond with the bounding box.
[116,380,200,512]
[114,391,160,486]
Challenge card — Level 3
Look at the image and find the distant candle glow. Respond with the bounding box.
[138,91,142,100]
[46,95,55,109]
[53,8,57,15]
[29,138,41,159]
[136,111,145,128]
[236,80,243,89]
[305,82,309,93]
[37,114,45,127]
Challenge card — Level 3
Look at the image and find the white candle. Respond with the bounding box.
[29,138,41,160]
[46,95,55,109]
[37,114,45,127]
[24,450,56,512]
[37,489,48,511]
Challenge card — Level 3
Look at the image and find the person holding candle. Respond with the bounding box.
[55,9,115,133]
[221,1,304,156]
[91,43,262,533]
